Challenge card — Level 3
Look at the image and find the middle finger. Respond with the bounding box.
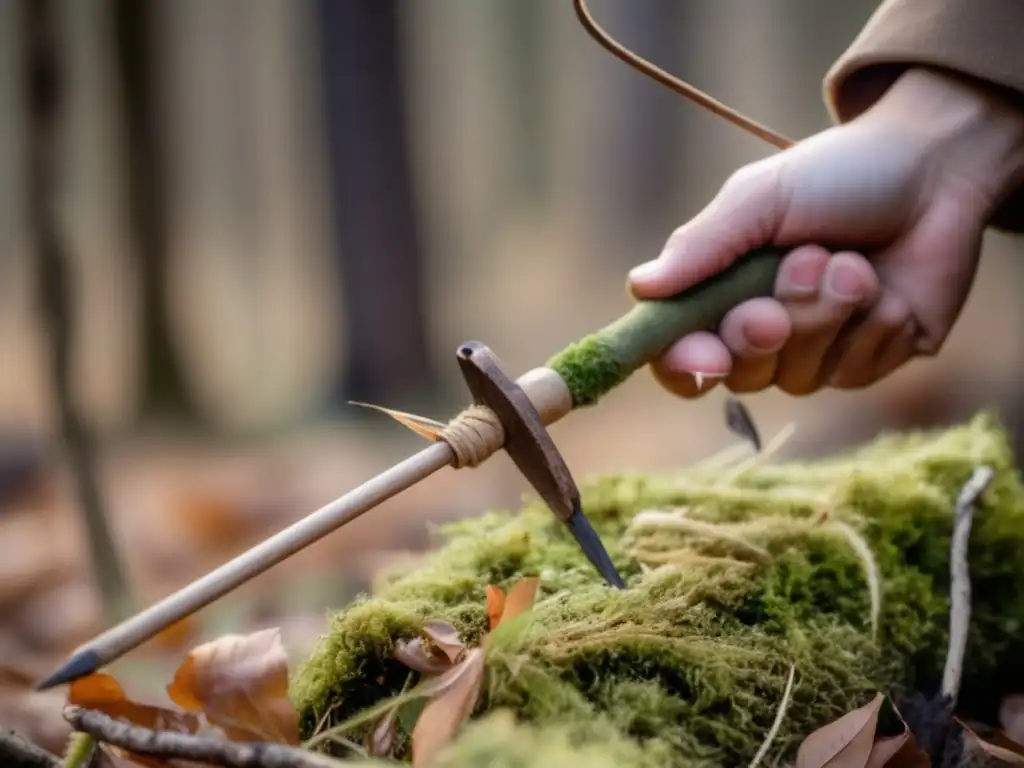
[774,251,880,396]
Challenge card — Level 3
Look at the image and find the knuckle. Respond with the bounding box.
[873,295,912,331]
[725,372,772,394]
[722,162,767,192]
[775,372,819,397]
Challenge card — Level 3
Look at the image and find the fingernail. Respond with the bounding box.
[743,320,785,353]
[691,371,726,390]
[628,259,661,283]
[749,337,784,353]
[826,263,862,300]
[785,253,821,291]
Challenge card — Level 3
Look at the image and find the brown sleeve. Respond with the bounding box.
[823,0,1024,233]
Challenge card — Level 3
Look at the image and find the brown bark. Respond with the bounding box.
[111,0,199,422]
[315,0,439,408]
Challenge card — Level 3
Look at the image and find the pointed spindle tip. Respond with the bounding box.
[34,648,102,691]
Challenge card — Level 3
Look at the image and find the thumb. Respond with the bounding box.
[628,163,786,299]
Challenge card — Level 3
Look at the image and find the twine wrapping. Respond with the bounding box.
[439,404,506,468]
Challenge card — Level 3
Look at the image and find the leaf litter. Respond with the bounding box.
[408,576,540,767]
[165,627,299,745]
[303,575,542,765]
[61,628,313,767]
[36,408,1024,767]
[795,694,930,768]
[346,401,447,442]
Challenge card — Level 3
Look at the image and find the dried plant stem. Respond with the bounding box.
[0,731,62,768]
[61,733,95,768]
[572,0,794,149]
[24,0,132,624]
[628,510,771,564]
[827,521,882,641]
[748,664,796,768]
[63,707,343,768]
[943,466,993,702]
[304,675,437,750]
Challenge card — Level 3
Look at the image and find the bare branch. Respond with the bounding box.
[23,0,132,623]
[0,730,61,768]
[63,707,346,768]
[943,466,994,702]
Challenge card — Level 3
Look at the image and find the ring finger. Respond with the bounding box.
[774,251,880,395]
[825,291,911,389]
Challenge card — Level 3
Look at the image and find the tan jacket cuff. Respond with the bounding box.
[823,0,1024,233]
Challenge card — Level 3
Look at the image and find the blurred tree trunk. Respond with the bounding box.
[111,0,199,423]
[584,0,687,265]
[25,0,132,621]
[315,0,438,408]
[495,0,547,210]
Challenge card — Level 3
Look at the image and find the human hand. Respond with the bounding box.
[629,67,1024,398]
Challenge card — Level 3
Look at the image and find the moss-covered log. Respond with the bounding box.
[292,413,1024,766]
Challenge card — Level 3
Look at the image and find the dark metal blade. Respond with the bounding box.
[564,504,626,589]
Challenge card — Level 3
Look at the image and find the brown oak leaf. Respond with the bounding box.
[411,648,485,768]
[421,620,466,665]
[67,673,199,768]
[958,719,1024,766]
[495,577,539,628]
[485,586,505,632]
[395,636,457,675]
[165,627,299,745]
[365,708,399,758]
[796,694,886,767]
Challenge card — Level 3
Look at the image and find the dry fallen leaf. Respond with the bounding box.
[485,586,505,632]
[68,673,199,768]
[347,402,447,441]
[395,636,456,675]
[1002,696,1024,746]
[864,712,929,768]
[365,708,399,758]
[411,648,485,768]
[422,620,466,665]
[796,693,885,768]
[495,577,539,628]
[958,719,1024,766]
[165,628,299,745]
[69,673,199,734]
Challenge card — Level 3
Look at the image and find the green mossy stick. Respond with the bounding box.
[548,248,783,407]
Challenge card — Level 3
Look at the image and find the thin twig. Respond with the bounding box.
[572,0,794,150]
[23,0,132,624]
[0,731,62,768]
[63,707,344,768]
[942,466,993,702]
[749,665,796,768]
[62,732,96,768]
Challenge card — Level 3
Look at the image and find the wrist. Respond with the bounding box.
[857,67,1024,212]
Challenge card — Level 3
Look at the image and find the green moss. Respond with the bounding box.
[548,336,627,408]
[292,413,1024,766]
